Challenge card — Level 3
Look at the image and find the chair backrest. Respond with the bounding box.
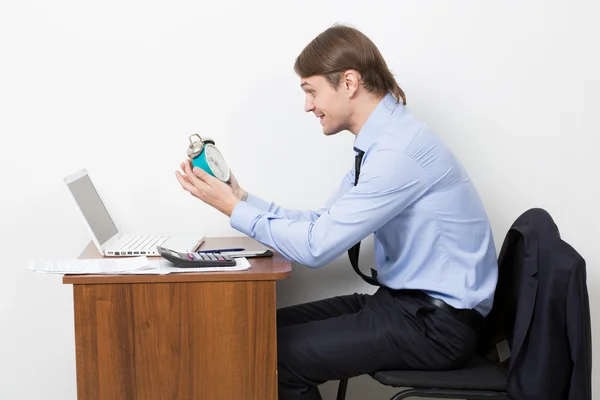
[477,228,525,366]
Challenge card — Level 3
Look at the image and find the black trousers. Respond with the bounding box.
[276,287,478,400]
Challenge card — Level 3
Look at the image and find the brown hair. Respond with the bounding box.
[294,24,406,105]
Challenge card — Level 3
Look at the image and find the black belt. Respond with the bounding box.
[409,290,485,331]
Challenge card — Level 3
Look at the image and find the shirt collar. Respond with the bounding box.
[353,92,400,153]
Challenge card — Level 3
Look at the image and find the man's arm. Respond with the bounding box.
[230,150,429,268]
[242,172,354,222]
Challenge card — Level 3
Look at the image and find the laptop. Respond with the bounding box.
[63,169,205,257]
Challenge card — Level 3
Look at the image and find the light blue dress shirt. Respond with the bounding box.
[230,93,498,316]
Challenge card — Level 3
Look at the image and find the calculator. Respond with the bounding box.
[157,246,237,268]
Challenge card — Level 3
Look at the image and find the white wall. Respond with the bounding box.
[1,1,599,399]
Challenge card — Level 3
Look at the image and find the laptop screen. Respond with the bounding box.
[66,173,118,246]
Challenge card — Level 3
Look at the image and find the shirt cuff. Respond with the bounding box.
[245,192,272,211]
[230,200,262,237]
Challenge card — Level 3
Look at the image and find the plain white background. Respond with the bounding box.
[1,1,598,399]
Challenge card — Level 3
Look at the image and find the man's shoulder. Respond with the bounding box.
[370,111,469,190]
[375,117,446,161]
[375,107,426,151]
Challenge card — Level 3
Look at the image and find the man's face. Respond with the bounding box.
[301,75,350,136]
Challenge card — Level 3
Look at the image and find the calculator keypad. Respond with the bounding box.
[191,253,234,262]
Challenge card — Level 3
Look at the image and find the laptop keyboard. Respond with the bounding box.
[116,235,169,255]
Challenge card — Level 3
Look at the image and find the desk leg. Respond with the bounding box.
[73,280,278,400]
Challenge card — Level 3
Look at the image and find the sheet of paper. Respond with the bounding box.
[28,257,251,275]
[28,256,151,274]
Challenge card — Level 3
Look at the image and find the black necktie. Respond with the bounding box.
[347,149,379,286]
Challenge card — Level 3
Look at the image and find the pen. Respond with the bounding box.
[197,247,245,253]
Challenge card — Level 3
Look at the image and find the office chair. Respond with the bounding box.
[335,229,527,400]
[335,355,508,399]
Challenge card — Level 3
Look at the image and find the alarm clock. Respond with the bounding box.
[186,134,230,182]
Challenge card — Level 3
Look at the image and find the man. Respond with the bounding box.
[176,24,498,400]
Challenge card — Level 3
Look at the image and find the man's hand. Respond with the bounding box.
[175,159,241,217]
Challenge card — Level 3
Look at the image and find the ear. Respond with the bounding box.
[342,70,360,97]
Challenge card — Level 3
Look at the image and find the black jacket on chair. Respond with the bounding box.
[480,208,592,400]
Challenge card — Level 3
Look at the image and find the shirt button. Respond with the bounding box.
[385,256,390,262]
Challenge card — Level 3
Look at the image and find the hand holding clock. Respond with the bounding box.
[175,159,242,217]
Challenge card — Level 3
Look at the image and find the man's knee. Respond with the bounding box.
[277,328,320,387]
[276,306,293,329]
[277,328,303,374]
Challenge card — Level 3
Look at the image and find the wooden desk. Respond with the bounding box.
[63,236,292,400]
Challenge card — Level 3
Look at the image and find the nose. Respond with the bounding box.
[304,96,315,113]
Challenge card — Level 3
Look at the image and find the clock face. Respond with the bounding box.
[204,144,230,182]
